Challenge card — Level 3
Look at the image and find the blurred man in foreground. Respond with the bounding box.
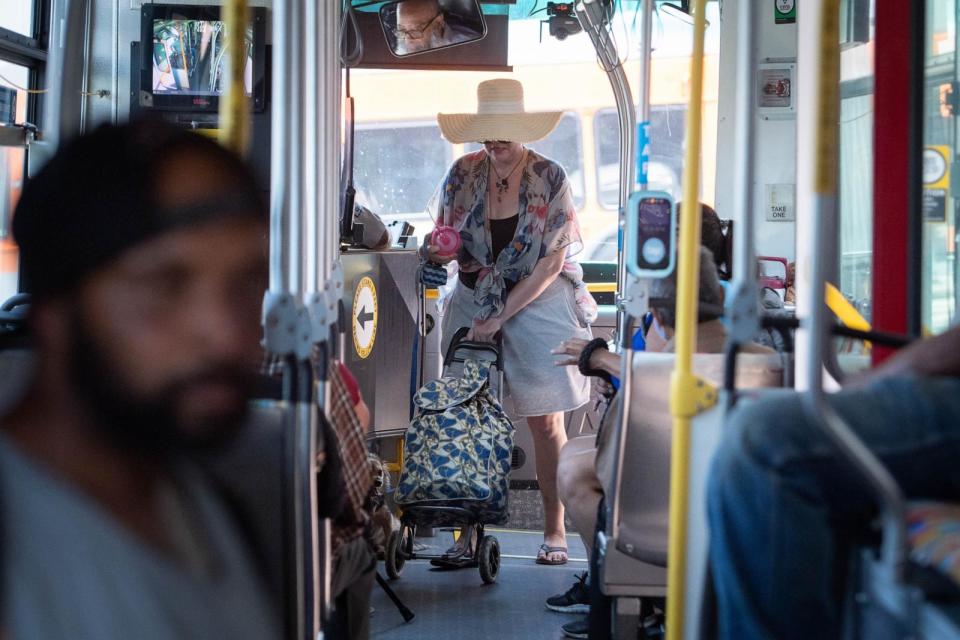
[1,121,279,639]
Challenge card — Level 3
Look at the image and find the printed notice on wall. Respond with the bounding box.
[922,145,950,222]
[765,184,796,222]
[758,68,793,109]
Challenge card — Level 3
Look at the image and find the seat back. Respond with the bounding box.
[599,351,783,567]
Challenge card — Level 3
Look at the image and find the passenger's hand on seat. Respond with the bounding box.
[551,338,591,366]
[468,317,502,343]
[552,338,621,378]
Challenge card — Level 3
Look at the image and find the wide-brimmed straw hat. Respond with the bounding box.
[437,79,563,144]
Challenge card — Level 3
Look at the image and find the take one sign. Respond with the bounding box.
[765,183,796,222]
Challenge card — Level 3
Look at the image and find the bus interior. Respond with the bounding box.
[1,0,959,639]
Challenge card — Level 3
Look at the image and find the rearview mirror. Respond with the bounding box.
[379,0,487,58]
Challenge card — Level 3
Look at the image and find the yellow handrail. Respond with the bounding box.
[218,0,251,156]
[665,0,711,637]
[826,282,870,332]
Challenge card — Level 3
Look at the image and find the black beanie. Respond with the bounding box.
[13,120,266,298]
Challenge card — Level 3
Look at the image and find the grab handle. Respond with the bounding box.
[443,326,504,370]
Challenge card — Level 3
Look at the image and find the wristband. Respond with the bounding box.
[578,338,612,384]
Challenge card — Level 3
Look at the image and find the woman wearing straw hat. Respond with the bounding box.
[426,78,598,566]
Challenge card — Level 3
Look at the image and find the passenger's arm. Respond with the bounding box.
[468,250,565,342]
[551,337,622,377]
[857,324,960,383]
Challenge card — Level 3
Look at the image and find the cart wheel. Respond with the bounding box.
[386,527,408,579]
[478,535,500,584]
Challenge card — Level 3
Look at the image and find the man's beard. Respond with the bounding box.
[67,313,255,456]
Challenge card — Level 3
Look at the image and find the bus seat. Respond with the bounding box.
[602,351,783,562]
[907,501,960,594]
[847,503,960,640]
[598,350,783,601]
[683,384,785,639]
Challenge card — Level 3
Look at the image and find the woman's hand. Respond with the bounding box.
[551,338,591,366]
[468,316,503,343]
[425,244,456,265]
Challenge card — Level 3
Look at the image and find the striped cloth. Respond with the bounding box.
[907,500,960,586]
[327,361,373,557]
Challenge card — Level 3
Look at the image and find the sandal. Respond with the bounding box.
[536,543,569,565]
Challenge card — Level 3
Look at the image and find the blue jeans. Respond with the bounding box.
[707,375,960,639]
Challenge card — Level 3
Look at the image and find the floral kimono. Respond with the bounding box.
[430,149,598,324]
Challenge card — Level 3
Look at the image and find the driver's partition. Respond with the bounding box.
[596,349,783,637]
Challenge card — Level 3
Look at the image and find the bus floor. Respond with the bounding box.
[371,528,588,639]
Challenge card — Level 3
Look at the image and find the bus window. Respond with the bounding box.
[922,0,955,334]
[0,0,33,37]
[0,62,30,301]
[354,121,452,223]
[832,0,876,368]
[594,104,687,210]
[838,90,873,325]
[0,146,24,301]
[466,111,586,210]
[528,112,586,210]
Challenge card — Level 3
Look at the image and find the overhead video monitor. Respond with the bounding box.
[139,4,266,113]
[626,191,676,278]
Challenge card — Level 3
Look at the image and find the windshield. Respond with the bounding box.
[350,4,722,262]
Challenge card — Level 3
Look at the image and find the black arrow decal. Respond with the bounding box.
[356,304,374,330]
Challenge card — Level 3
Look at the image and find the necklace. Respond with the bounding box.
[490,150,525,203]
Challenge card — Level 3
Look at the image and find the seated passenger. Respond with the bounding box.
[326,361,376,640]
[784,260,797,305]
[708,325,960,639]
[1,122,281,639]
[547,248,771,639]
[644,202,729,354]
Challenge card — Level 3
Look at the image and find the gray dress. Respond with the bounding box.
[442,276,591,417]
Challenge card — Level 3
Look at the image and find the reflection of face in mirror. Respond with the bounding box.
[397,0,444,54]
[381,0,486,57]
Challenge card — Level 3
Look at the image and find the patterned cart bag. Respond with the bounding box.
[395,358,514,524]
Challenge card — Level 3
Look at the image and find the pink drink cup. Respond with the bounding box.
[430,225,461,257]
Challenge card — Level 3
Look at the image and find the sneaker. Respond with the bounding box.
[546,572,590,613]
[561,616,588,639]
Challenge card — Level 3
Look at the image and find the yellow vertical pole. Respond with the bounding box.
[816,1,841,198]
[665,0,709,638]
[219,0,251,156]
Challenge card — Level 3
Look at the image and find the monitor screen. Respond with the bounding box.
[151,19,253,96]
[139,5,265,113]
